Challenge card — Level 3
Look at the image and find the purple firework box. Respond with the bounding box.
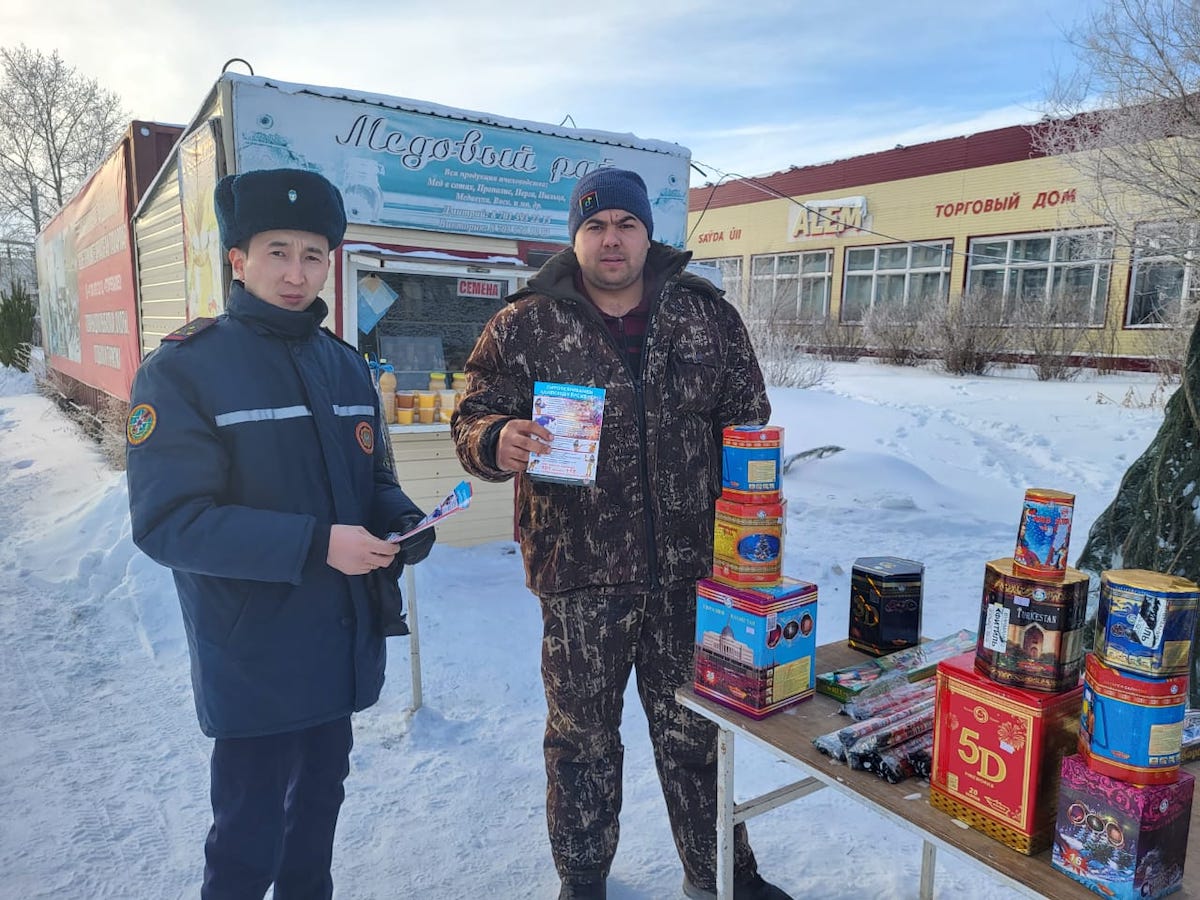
[1052,754,1194,900]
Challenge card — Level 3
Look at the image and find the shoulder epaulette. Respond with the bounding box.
[162,317,218,342]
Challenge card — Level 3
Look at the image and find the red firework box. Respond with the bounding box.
[1052,754,1194,900]
[693,576,818,718]
[930,651,1084,854]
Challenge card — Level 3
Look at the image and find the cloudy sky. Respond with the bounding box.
[3,0,1102,184]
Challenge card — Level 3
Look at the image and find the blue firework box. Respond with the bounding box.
[1094,569,1200,678]
[693,576,818,718]
[721,424,783,502]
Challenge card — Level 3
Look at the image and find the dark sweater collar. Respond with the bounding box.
[227,281,328,340]
[571,269,652,321]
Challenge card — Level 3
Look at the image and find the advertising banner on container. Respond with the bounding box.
[34,148,140,400]
[178,121,225,321]
[228,76,690,247]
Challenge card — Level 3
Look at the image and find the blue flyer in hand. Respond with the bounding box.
[526,381,605,486]
[386,480,473,542]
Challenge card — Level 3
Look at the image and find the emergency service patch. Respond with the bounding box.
[127,403,157,445]
[578,190,598,218]
[162,317,217,342]
[355,421,374,455]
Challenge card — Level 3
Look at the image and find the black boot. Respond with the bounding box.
[683,872,794,900]
[558,877,606,899]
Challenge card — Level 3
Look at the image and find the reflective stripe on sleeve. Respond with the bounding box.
[332,405,375,417]
[214,405,313,427]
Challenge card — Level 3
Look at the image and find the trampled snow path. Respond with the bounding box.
[0,392,206,899]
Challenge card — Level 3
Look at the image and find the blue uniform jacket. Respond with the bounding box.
[126,283,423,739]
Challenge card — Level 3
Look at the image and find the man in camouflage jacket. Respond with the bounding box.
[452,169,791,900]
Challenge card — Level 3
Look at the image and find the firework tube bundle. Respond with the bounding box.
[837,697,935,750]
[843,677,936,721]
[814,697,935,760]
[910,745,934,780]
[845,705,935,770]
[813,728,849,761]
[874,731,936,784]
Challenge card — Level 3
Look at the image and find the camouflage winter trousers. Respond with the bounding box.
[539,582,758,888]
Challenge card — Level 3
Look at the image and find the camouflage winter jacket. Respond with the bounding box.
[451,242,770,596]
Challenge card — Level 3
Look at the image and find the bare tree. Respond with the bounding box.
[1012,295,1092,381]
[861,303,924,367]
[1137,300,1198,382]
[744,313,830,389]
[0,45,125,240]
[1036,1,1200,251]
[921,288,1010,376]
[794,318,866,362]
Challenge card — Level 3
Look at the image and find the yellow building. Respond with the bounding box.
[687,124,1187,366]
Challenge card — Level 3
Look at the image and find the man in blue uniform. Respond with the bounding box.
[126,168,433,899]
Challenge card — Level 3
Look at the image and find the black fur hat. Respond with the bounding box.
[214,168,347,251]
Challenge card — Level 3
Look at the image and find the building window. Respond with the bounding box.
[840,241,951,323]
[693,256,745,310]
[749,250,832,324]
[966,229,1112,326]
[1127,222,1200,327]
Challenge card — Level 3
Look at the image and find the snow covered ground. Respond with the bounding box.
[0,360,1171,899]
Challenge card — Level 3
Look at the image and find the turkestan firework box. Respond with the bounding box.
[848,556,923,656]
[974,557,1089,693]
[1052,754,1195,900]
[693,576,818,718]
[930,651,1083,854]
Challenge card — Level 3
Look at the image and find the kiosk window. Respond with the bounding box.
[357,271,508,388]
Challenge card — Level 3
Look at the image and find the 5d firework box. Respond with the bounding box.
[1052,754,1194,900]
[930,651,1083,854]
[693,576,817,718]
[848,556,923,656]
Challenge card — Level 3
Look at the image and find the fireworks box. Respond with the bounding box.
[712,496,786,587]
[974,557,1089,693]
[1052,754,1194,900]
[815,628,976,703]
[693,576,818,718]
[848,556,923,656]
[930,651,1083,855]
